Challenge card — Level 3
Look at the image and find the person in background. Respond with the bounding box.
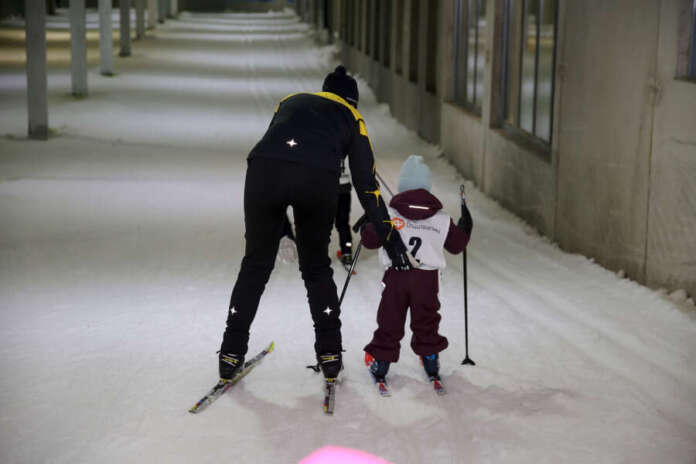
[335,159,354,271]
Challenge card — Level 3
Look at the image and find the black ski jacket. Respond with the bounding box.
[248,91,396,248]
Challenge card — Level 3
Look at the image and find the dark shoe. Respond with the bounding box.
[364,352,390,381]
[340,253,353,267]
[219,352,244,380]
[421,353,440,380]
[316,352,343,379]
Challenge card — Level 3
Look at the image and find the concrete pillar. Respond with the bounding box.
[147,0,156,29]
[135,0,145,39]
[26,0,49,140]
[99,0,114,75]
[170,0,177,18]
[69,0,88,96]
[119,0,131,56]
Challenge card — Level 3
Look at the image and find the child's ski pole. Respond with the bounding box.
[461,184,475,366]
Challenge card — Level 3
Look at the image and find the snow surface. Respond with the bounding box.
[1,10,695,464]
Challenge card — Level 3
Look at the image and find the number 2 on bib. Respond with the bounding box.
[409,236,422,257]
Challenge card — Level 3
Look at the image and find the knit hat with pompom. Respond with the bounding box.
[322,65,359,108]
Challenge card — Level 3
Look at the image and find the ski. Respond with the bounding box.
[373,376,391,397]
[188,341,275,414]
[323,378,337,414]
[430,377,446,395]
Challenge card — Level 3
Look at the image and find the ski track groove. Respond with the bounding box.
[468,250,696,434]
[455,216,695,393]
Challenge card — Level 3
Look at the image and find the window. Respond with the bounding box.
[366,0,372,56]
[691,0,696,77]
[502,0,557,143]
[341,2,353,45]
[426,1,439,93]
[374,0,381,62]
[679,0,696,79]
[409,0,420,83]
[346,0,355,46]
[453,0,487,112]
[339,1,344,39]
[395,0,404,75]
[324,0,332,37]
[382,0,392,67]
[357,0,365,52]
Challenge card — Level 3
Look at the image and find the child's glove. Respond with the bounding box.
[458,203,473,236]
[385,233,414,271]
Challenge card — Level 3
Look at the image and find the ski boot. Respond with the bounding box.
[219,352,244,380]
[337,246,354,272]
[421,353,440,381]
[364,352,390,382]
[316,352,343,380]
[365,352,391,395]
[341,252,353,268]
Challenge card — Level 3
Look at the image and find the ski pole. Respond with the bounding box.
[338,170,394,306]
[338,239,362,307]
[375,170,394,197]
[460,184,475,366]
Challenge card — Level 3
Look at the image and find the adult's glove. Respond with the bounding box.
[385,233,416,271]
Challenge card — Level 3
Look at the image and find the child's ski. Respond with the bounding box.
[430,377,446,395]
[374,377,391,396]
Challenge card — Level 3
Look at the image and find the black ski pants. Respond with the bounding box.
[221,158,342,356]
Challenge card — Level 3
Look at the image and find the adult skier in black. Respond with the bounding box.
[219,66,412,382]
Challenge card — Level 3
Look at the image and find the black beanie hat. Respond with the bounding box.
[322,65,359,108]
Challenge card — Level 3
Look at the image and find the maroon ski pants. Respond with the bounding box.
[364,268,448,362]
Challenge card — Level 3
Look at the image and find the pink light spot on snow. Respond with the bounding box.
[299,446,393,464]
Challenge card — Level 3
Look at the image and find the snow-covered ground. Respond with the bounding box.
[1,10,695,464]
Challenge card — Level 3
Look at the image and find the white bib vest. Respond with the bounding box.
[378,206,451,270]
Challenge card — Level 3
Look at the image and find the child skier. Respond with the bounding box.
[361,155,473,385]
